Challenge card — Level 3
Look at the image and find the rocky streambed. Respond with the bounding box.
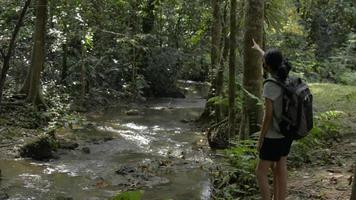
[0,81,214,200]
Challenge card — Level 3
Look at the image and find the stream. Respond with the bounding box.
[0,81,214,200]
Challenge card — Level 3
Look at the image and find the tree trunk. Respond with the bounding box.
[26,0,48,106]
[0,0,32,104]
[61,43,68,84]
[215,4,229,122]
[198,0,223,122]
[211,0,222,81]
[80,43,86,106]
[240,0,264,138]
[351,163,356,200]
[211,0,223,121]
[228,0,237,138]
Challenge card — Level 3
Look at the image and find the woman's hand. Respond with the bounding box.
[251,38,265,56]
[252,38,260,50]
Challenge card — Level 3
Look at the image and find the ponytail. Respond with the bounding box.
[276,59,292,82]
[264,49,292,82]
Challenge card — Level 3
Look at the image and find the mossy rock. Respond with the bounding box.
[58,139,79,150]
[20,135,57,160]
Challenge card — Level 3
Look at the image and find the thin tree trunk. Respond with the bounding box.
[215,4,229,122]
[60,11,69,84]
[351,163,356,200]
[0,0,32,104]
[26,0,48,106]
[80,43,86,106]
[20,67,31,95]
[199,0,223,122]
[228,0,238,139]
[240,0,264,138]
[211,0,223,121]
[142,0,155,33]
[61,43,68,84]
[211,0,222,81]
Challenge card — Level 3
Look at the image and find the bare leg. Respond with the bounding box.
[256,159,273,200]
[273,163,279,200]
[275,156,288,200]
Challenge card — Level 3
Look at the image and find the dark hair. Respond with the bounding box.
[264,48,292,82]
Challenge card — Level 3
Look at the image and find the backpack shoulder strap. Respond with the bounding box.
[263,78,286,90]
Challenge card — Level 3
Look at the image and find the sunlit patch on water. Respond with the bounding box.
[97,125,155,147]
[43,164,78,176]
[97,126,134,134]
[151,106,166,110]
[119,132,152,146]
[152,125,163,131]
[122,122,148,131]
[19,173,50,192]
[200,180,212,200]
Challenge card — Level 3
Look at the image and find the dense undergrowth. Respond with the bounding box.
[211,83,356,200]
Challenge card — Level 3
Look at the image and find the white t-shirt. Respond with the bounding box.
[262,77,285,139]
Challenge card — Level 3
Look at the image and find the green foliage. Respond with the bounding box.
[323,33,356,85]
[208,96,229,107]
[299,0,356,59]
[265,0,290,31]
[227,140,258,177]
[339,72,356,86]
[288,110,345,167]
[111,191,144,200]
[142,47,182,97]
[211,140,258,199]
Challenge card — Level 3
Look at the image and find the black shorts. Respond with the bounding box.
[259,137,293,161]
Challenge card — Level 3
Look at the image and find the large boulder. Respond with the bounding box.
[20,135,57,160]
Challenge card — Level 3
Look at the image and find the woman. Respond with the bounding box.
[252,39,293,200]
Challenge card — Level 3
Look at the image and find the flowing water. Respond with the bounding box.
[0,81,213,200]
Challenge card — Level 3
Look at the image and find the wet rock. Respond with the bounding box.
[125,109,143,116]
[165,90,185,98]
[55,196,73,200]
[0,191,9,200]
[59,139,79,150]
[94,177,109,188]
[103,136,114,142]
[116,165,136,175]
[180,119,190,123]
[82,147,90,154]
[114,163,170,189]
[20,135,55,160]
